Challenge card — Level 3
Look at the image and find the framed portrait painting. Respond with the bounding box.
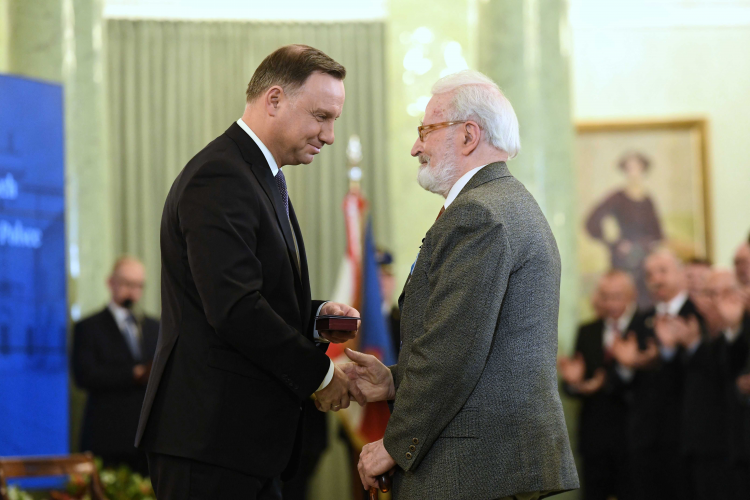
[575,119,711,311]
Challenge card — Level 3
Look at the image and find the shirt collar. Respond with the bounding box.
[604,302,637,333]
[237,118,279,176]
[656,290,689,316]
[444,164,488,209]
[108,301,131,329]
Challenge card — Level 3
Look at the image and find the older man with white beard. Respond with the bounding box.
[341,70,579,500]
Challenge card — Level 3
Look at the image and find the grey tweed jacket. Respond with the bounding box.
[383,162,579,499]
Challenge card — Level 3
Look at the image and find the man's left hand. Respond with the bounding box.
[358,439,396,490]
[318,302,360,343]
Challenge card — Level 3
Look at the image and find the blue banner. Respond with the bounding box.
[359,218,396,366]
[0,74,68,457]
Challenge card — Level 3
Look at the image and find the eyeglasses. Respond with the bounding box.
[417,121,466,142]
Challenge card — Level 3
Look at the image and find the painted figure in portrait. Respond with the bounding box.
[585,152,663,308]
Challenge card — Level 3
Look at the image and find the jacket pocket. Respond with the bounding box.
[440,407,479,438]
[207,347,273,382]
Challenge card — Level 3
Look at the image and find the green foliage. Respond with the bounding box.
[8,486,35,500]
[7,459,154,500]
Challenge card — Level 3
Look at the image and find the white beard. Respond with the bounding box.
[417,148,461,198]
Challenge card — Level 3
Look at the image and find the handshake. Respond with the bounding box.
[313,348,396,412]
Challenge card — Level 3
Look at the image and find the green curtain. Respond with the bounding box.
[105,19,389,314]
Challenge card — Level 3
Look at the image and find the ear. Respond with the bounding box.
[460,121,481,156]
[264,86,284,117]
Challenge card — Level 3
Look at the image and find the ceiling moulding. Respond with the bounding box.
[103,0,388,21]
[569,2,750,30]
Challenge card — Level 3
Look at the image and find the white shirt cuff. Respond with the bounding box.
[615,365,635,382]
[660,345,677,361]
[313,301,329,342]
[685,338,702,356]
[317,359,335,391]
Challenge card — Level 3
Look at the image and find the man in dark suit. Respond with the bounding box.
[559,270,640,500]
[735,242,750,310]
[72,256,158,475]
[135,45,359,500]
[620,248,709,500]
[705,268,750,497]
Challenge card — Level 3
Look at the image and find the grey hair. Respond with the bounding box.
[431,70,520,158]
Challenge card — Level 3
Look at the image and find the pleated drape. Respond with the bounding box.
[106,20,389,313]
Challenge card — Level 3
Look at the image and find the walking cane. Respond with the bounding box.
[369,473,392,500]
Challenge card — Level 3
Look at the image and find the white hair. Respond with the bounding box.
[431,70,520,159]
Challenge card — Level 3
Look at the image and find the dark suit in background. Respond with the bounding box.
[680,330,731,499]
[135,122,331,497]
[72,307,158,475]
[565,316,639,500]
[627,297,699,500]
[723,313,750,496]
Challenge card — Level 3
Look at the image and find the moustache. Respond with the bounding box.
[121,298,135,309]
[418,155,429,166]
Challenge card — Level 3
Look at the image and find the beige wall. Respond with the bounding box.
[571,4,750,267]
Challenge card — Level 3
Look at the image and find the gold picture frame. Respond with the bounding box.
[575,118,711,311]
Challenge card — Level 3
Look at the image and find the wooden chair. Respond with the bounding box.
[0,453,108,500]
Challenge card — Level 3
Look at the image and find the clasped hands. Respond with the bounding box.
[313,347,395,412]
[313,348,398,489]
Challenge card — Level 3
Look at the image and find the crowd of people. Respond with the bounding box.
[560,237,750,500]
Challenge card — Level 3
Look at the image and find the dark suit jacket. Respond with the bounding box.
[72,307,158,455]
[722,313,750,462]
[135,122,330,479]
[680,326,728,457]
[627,297,701,451]
[566,315,641,456]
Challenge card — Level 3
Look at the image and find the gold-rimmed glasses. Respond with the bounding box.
[417,121,466,141]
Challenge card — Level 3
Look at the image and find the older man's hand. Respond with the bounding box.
[358,439,396,490]
[339,348,395,406]
[318,302,361,344]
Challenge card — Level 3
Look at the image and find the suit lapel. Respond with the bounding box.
[225,123,302,287]
[289,200,311,324]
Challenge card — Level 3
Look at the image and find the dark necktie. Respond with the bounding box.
[275,169,289,218]
[274,168,300,273]
[124,314,142,361]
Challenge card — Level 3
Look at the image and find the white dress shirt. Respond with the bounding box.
[655,290,689,317]
[604,303,637,381]
[236,118,334,392]
[108,301,141,360]
[655,290,689,360]
[443,164,488,209]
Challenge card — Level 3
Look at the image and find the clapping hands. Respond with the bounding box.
[610,332,658,369]
[557,353,606,395]
[654,314,701,349]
